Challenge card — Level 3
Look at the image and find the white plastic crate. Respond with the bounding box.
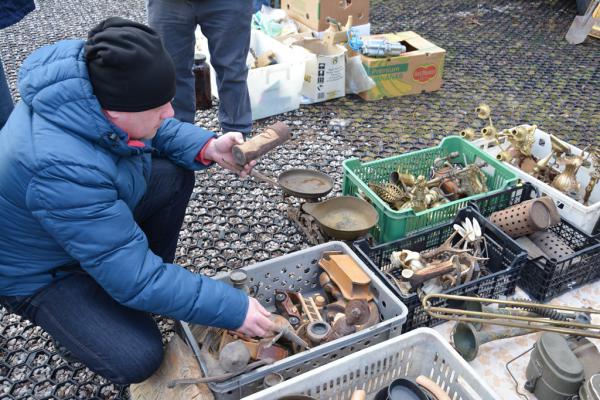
[243,328,499,400]
[196,28,308,120]
[471,126,600,235]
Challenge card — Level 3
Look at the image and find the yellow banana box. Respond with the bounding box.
[358,31,446,101]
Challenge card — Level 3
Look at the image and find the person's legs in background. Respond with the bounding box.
[0,59,14,129]
[147,0,197,124]
[197,0,253,136]
[148,0,253,135]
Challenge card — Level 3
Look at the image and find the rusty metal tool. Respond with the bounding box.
[218,340,251,373]
[303,296,323,323]
[268,325,310,350]
[306,321,333,345]
[217,121,292,188]
[274,290,303,327]
[400,258,456,289]
[167,359,273,387]
[345,300,371,325]
[256,342,289,362]
[265,314,311,350]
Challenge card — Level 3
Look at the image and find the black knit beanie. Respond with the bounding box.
[84,17,176,112]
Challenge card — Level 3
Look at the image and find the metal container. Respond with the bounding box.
[580,374,600,400]
[525,333,584,400]
[489,197,560,238]
[470,183,600,302]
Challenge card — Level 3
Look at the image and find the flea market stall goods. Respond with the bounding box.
[353,207,527,332]
[279,169,378,245]
[178,242,407,400]
[472,184,600,302]
[251,167,379,245]
[223,121,379,245]
[243,328,499,400]
[343,135,519,243]
[463,104,600,235]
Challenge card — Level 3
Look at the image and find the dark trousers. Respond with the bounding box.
[0,59,14,129]
[0,158,195,384]
[147,0,253,134]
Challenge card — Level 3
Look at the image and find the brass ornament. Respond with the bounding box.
[460,104,596,204]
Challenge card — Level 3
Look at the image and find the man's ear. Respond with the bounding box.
[103,109,121,120]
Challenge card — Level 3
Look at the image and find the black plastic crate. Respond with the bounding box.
[470,183,600,302]
[353,207,527,332]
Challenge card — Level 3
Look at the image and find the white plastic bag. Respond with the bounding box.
[345,55,375,94]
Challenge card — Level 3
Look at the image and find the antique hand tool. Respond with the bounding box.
[232,122,290,165]
[218,122,291,187]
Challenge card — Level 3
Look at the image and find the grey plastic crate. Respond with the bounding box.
[179,241,408,400]
[243,328,500,400]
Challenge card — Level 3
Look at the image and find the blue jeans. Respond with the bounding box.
[148,0,253,135]
[0,59,14,129]
[0,158,195,384]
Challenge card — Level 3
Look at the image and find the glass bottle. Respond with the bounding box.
[192,52,212,110]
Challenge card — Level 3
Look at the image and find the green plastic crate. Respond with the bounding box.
[342,136,518,242]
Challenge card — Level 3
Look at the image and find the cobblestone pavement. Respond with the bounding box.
[0,0,598,398]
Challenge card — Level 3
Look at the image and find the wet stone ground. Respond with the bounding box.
[0,0,598,398]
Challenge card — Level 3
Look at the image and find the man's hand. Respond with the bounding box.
[236,297,274,337]
[203,132,256,177]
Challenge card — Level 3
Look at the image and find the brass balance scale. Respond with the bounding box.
[259,168,378,245]
[223,122,378,245]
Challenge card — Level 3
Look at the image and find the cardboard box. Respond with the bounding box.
[358,31,446,101]
[293,39,347,103]
[590,3,600,39]
[196,29,309,120]
[276,22,314,46]
[277,22,370,46]
[281,0,369,32]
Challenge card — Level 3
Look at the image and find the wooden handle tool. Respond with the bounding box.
[232,122,291,165]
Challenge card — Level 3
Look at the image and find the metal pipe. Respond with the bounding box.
[422,293,600,338]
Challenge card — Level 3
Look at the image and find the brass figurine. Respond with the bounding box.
[370,159,487,212]
[583,149,600,205]
[461,104,595,205]
[551,150,590,197]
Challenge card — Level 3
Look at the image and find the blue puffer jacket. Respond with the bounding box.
[0,40,248,330]
[0,0,35,29]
